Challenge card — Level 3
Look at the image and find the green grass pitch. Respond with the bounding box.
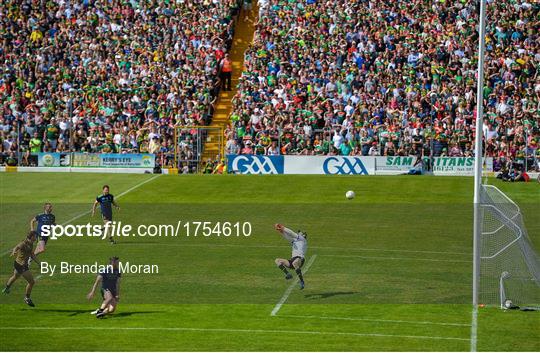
[0,173,538,351]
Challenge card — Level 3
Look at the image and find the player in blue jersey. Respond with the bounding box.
[92,185,120,244]
[30,203,56,258]
[87,257,122,318]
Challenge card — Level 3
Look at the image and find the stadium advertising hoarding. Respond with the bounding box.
[71,153,101,167]
[227,155,374,175]
[37,153,155,168]
[37,152,71,167]
[227,155,284,174]
[228,155,493,175]
[432,156,493,176]
[286,156,491,175]
[376,156,494,175]
[73,153,155,168]
[374,156,416,173]
[98,153,155,168]
[33,154,492,174]
[285,156,374,175]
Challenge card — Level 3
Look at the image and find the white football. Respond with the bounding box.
[345,190,355,200]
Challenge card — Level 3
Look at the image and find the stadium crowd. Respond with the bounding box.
[228,0,539,171]
[0,0,240,166]
[0,0,538,172]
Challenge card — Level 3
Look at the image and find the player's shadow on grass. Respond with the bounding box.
[111,311,160,318]
[28,309,161,317]
[304,291,358,300]
[91,311,161,319]
[29,309,91,317]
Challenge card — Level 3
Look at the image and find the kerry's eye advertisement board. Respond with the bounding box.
[37,153,155,169]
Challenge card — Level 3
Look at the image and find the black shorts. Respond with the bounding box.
[39,235,49,244]
[287,256,305,269]
[14,261,29,274]
[102,214,113,222]
[101,288,117,299]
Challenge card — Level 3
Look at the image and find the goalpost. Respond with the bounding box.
[471,0,487,347]
[472,0,539,350]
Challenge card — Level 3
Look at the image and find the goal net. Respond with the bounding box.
[479,185,540,309]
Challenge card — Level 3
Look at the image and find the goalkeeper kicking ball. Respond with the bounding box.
[345,190,355,200]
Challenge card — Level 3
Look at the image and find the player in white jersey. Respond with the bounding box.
[274,223,307,289]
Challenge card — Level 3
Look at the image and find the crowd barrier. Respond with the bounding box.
[227,155,495,176]
[34,152,155,168]
[1,153,155,174]
[1,166,153,174]
[0,153,505,177]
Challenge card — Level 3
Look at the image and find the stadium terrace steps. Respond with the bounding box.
[201,6,258,168]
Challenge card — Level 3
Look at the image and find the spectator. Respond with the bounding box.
[226,0,539,173]
[0,0,240,167]
[220,54,234,91]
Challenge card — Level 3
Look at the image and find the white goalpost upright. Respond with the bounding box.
[471,0,488,350]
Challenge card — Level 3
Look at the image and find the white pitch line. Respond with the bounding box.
[470,305,478,351]
[270,254,317,317]
[0,326,469,341]
[1,175,160,257]
[279,314,471,327]
[312,246,470,256]
[151,243,470,257]
[321,254,471,263]
[115,175,161,199]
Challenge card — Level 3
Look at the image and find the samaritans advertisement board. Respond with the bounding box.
[375,156,416,173]
[431,157,492,175]
[375,156,493,175]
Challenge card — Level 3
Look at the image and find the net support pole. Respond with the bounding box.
[473,0,487,309]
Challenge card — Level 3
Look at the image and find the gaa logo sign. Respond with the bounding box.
[141,155,154,167]
[323,157,369,175]
[41,153,56,167]
[229,155,284,174]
